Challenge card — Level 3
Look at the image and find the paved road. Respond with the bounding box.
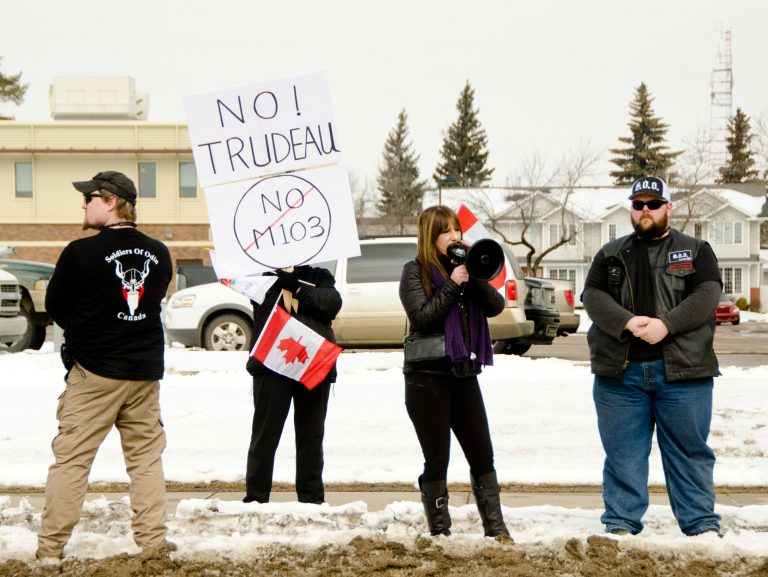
[527,322,768,367]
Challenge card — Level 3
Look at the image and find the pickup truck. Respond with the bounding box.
[0,269,28,350]
[163,236,537,352]
[0,259,56,351]
[545,277,580,335]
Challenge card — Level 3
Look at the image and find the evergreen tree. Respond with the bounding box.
[0,58,28,120]
[717,107,759,183]
[609,82,681,183]
[434,81,494,187]
[376,109,426,233]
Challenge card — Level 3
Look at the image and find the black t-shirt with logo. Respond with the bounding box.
[46,228,172,380]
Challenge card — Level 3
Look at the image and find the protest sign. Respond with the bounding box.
[205,164,358,276]
[185,71,360,276]
[183,71,341,188]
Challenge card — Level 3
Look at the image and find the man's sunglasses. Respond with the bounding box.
[631,199,667,211]
[83,193,103,204]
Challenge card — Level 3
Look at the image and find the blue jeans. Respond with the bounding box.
[593,359,720,535]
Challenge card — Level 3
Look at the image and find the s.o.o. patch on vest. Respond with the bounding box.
[668,249,694,270]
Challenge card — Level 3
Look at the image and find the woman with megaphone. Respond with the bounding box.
[398,205,511,541]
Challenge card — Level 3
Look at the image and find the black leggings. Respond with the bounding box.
[405,372,495,483]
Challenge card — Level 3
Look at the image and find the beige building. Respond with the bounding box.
[0,120,213,286]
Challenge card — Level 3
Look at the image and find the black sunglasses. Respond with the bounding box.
[631,199,667,211]
[83,193,102,204]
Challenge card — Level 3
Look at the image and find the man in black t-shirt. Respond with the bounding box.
[583,176,723,538]
[37,171,174,561]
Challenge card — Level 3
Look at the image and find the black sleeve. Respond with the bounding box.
[45,244,79,328]
[399,261,461,332]
[581,249,635,341]
[690,243,722,288]
[467,276,505,317]
[295,266,342,325]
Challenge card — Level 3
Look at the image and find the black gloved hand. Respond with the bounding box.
[272,268,301,293]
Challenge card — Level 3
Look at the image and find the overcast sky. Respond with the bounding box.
[2,0,766,187]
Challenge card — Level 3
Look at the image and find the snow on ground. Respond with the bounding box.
[1,315,767,560]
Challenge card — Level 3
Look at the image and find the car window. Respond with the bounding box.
[311,259,337,277]
[176,265,218,289]
[346,243,416,283]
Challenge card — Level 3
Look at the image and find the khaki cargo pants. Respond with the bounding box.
[37,363,168,558]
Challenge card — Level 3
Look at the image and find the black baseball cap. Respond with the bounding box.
[72,171,137,205]
[628,176,670,201]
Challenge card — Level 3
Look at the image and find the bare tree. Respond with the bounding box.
[671,128,716,232]
[754,113,768,179]
[474,143,601,276]
[348,170,376,221]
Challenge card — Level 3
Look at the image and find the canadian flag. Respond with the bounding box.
[455,202,509,291]
[251,302,342,390]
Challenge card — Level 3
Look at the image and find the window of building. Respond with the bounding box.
[694,223,703,239]
[14,162,32,198]
[525,223,538,248]
[138,162,156,198]
[179,162,198,198]
[713,221,743,245]
[719,266,742,294]
[549,223,577,245]
[608,222,630,242]
[547,268,576,282]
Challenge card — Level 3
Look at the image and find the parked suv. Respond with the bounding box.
[163,237,535,351]
[0,269,27,350]
[0,259,56,351]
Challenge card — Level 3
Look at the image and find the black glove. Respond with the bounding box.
[272,268,301,293]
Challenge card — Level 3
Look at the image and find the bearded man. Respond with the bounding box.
[582,176,724,537]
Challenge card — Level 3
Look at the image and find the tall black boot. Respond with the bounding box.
[419,476,451,536]
[471,471,511,539]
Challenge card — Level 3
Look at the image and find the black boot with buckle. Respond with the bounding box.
[471,471,512,540]
[419,476,451,536]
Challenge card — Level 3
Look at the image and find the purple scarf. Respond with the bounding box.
[430,264,493,367]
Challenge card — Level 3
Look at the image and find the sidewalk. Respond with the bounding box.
[7,489,767,514]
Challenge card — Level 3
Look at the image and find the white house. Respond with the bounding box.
[424,186,768,312]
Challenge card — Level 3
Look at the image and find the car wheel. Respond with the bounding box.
[733,319,740,325]
[493,340,532,356]
[8,306,46,352]
[203,314,252,351]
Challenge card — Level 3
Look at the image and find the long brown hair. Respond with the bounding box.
[416,205,461,296]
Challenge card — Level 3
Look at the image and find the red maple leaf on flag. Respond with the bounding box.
[276,336,309,364]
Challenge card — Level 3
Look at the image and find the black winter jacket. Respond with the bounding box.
[399,259,504,377]
[582,229,721,381]
[245,265,342,382]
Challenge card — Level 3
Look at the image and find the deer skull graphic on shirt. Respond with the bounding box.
[115,258,150,315]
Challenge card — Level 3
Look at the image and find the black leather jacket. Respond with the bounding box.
[246,265,342,382]
[582,229,721,381]
[399,259,504,377]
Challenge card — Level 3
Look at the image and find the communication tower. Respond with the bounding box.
[709,28,733,173]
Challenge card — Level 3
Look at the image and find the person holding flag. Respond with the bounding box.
[243,264,342,504]
[399,205,512,540]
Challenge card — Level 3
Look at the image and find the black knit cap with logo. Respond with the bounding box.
[72,171,137,205]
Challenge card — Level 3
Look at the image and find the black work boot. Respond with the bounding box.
[419,476,451,536]
[471,471,512,540]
